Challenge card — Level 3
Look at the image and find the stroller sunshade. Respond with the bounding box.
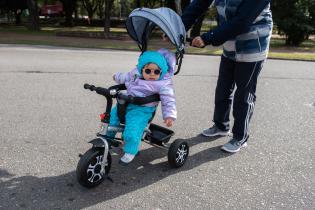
[126,7,186,53]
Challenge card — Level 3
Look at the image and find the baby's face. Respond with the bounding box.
[142,63,161,81]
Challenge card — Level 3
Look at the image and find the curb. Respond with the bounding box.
[1,43,314,62]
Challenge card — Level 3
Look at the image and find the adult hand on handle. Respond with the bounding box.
[191,36,205,48]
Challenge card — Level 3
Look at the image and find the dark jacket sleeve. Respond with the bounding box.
[181,0,214,31]
[201,0,271,46]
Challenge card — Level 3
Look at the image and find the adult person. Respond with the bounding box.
[181,0,273,153]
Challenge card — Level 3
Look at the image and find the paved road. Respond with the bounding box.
[0,45,314,210]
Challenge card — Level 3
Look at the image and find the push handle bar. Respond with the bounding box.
[186,37,193,43]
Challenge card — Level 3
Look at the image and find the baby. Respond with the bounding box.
[108,49,177,165]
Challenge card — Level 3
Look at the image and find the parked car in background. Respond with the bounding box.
[40,2,63,17]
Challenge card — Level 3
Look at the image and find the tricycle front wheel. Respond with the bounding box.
[76,147,111,188]
[168,139,189,168]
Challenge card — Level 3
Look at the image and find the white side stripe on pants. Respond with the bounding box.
[241,93,255,143]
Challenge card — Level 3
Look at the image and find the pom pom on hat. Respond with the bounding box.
[137,51,168,80]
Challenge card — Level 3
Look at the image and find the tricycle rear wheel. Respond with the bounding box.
[168,139,189,168]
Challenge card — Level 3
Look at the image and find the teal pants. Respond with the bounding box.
[107,104,156,155]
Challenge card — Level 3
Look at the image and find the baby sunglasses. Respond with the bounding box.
[144,68,161,75]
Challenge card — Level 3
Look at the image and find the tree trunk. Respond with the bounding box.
[97,0,105,19]
[104,0,113,34]
[26,0,40,30]
[88,11,93,20]
[82,0,97,21]
[62,0,76,27]
[74,6,78,20]
[120,0,127,17]
[14,10,22,25]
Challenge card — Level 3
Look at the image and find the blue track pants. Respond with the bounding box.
[107,104,156,155]
[213,55,264,142]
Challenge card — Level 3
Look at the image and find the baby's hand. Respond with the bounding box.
[164,118,174,127]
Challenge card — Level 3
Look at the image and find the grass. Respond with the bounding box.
[0,25,55,35]
[1,25,314,61]
[0,38,140,50]
[0,25,127,34]
[270,38,315,52]
[268,52,315,61]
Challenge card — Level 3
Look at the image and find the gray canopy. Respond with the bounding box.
[126,7,186,53]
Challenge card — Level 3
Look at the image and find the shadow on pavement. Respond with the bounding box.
[0,135,232,209]
[0,168,14,179]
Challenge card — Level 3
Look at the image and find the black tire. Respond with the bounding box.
[168,139,189,168]
[76,147,111,188]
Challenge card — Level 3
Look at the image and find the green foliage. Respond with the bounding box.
[272,0,315,46]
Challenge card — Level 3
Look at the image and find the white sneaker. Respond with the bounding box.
[119,153,135,165]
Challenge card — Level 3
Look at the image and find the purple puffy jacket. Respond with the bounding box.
[113,49,177,120]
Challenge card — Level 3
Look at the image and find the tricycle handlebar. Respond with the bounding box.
[84,83,111,98]
[84,83,160,105]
